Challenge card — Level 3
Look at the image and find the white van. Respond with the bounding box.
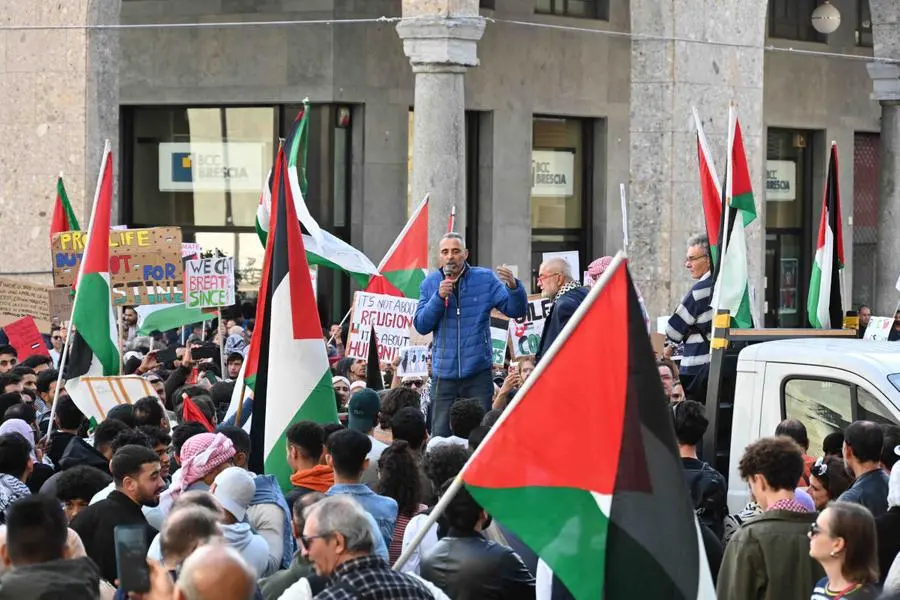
[722,338,900,513]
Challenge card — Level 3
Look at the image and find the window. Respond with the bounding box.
[536,0,608,19]
[857,388,897,426]
[768,0,826,42]
[784,378,852,455]
[856,0,873,47]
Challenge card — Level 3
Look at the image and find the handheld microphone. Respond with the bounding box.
[443,263,459,308]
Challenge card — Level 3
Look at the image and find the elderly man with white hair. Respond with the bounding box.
[301,496,446,600]
[535,257,588,363]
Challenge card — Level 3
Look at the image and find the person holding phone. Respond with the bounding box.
[414,233,527,437]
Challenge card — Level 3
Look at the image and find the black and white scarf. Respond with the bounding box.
[553,280,581,305]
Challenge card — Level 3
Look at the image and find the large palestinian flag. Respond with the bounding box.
[462,255,715,600]
[247,144,339,489]
[134,303,215,336]
[64,144,120,412]
[365,194,429,298]
[808,142,845,329]
[50,175,80,241]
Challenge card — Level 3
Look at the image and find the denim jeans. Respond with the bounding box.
[429,369,494,438]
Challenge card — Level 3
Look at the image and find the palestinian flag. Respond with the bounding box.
[134,303,215,335]
[692,107,722,266]
[50,175,80,241]
[365,194,429,298]
[711,108,756,329]
[247,145,338,490]
[447,204,456,233]
[462,256,715,600]
[808,142,845,328]
[365,327,384,391]
[64,143,120,400]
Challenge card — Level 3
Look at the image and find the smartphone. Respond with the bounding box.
[114,524,150,593]
[156,346,177,364]
[509,361,519,375]
[192,344,220,360]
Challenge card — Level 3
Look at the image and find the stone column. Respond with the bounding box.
[867,63,900,315]
[869,0,900,314]
[396,0,485,264]
[628,0,768,320]
[0,0,120,283]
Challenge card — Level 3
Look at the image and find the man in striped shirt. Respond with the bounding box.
[665,234,713,401]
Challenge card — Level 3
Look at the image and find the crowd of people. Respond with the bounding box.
[0,232,896,599]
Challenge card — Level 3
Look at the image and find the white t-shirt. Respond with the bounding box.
[425,435,468,452]
[368,435,388,462]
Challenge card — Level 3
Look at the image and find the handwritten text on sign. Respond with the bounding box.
[346,292,418,362]
[185,257,235,309]
[52,227,184,306]
[508,295,552,357]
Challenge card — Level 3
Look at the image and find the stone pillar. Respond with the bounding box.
[0,0,120,283]
[867,63,900,315]
[869,0,900,314]
[628,0,768,320]
[396,0,485,264]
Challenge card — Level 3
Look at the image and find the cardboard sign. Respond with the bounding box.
[490,311,510,366]
[184,257,235,309]
[508,295,552,358]
[0,279,73,331]
[864,317,894,341]
[346,292,418,362]
[66,375,159,424]
[52,227,184,306]
[4,316,49,358]
[397,345,429,378]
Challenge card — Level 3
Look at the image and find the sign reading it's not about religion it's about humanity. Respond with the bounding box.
[51,227,184,306]
[184,257,235,309]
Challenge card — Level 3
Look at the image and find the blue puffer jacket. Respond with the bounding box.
[414,265,527,380]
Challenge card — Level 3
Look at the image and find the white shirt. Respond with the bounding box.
[425,435,468,452]
[399,513,438,575]
[368,435,388,462]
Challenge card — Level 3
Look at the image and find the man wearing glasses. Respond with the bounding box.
[664,233,714,402]
[535,257,587,363]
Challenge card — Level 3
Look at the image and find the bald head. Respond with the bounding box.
[175,544,255,600]
[160,506,221,568]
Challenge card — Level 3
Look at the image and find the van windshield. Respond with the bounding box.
[890,374,900,394]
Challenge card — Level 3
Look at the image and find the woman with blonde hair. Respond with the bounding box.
[808,501,880,599]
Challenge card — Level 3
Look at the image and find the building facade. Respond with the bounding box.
[3,0,898,326]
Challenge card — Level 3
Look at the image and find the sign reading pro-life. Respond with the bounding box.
[184,257,235,309]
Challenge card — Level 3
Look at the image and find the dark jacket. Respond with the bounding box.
[716,509,823,600]
[414,266,527,379]
[877,506,900,585]
[0,556,100,600]
[70,489,157,584]
[58,436,109,472]
[536,286,588,363]
[47,431,77,469]
[420,529,536,600]
[26,463,54,494]
[259,552,315,600]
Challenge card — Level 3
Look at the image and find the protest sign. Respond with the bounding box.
[397,346,429,378]
[181,243,202,259]
[0,279,73,331]
[542,251,581,284]
[184,257,235,309]
[4,317,49,358]
[490,311,510,366]
[67,375,159,423]
[864,317,894,341]
[346,292,418,362]
[52,227,184,306]
[508,294,552,358]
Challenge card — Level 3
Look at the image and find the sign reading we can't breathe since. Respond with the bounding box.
[184,257,235,309]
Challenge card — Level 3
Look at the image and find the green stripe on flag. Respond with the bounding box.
[264,370,338,491]
[74,272,119,375]
[808,260,825,328]
[383,269,426,299]
[466,485,609,600]
[137,304,215,335]
[58,178,81,230]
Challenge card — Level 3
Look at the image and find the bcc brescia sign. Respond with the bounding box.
[159,142,265,193]
[766,160,796,202]
[532,150,575,197]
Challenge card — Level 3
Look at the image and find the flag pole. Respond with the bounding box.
[393,250,629,571]
[117,306,125,375]
[45,140,112,440]
[619,183,629,250]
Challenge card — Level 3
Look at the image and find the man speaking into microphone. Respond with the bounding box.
[414,232,527,437]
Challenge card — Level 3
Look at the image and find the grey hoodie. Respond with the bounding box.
[222,521,270,578]
[0,556,100,600]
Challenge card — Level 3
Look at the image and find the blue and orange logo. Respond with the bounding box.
[172,152,193,183]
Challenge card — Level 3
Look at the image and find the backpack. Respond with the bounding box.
[684,461,728,541]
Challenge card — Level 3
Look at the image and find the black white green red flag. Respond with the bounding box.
[63,143,121,422]
[365,194,429,299]
[462,254,715,599]
[246,144,339,490]
[808,143,845,329]
[50,175,80,241]
[692,107,723,266]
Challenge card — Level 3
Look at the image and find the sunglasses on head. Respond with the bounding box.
[810,457,828,479]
